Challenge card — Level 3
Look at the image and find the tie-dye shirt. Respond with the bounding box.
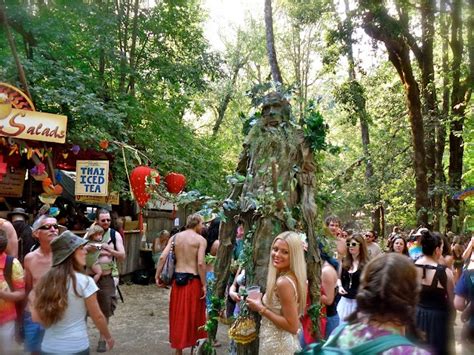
[408,241,423,262]
[335,323,431,354]
[0,253,25,324]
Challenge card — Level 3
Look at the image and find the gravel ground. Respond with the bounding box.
[87,283,230,355]
[9,283,466,354]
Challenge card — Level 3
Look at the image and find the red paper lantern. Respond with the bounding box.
[130,166,160,208]
[165,172,186,194]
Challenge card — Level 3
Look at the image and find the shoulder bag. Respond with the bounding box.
[160,235,176,285]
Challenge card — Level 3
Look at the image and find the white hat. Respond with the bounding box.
[413,227,429,237]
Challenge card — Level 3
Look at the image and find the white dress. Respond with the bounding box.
[258,275,301,354]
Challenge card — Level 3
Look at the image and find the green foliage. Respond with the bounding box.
[0,0,230,197]
[303,101,328,151]
[334,80,369,126]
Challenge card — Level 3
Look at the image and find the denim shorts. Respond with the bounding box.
[24,311,45,352]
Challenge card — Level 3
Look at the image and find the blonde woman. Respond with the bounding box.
[247,231,307,354]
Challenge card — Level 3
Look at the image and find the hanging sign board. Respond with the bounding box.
[0,168,26,197]
[75,191,119,205]
[0,109,68,144]
[75,160,109,196]
[1,83,67,144]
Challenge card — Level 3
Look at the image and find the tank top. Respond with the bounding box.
[415,264,449,310]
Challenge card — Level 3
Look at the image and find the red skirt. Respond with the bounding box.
[169,278,207,349]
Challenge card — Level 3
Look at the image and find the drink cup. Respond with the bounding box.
[246,285,261,300]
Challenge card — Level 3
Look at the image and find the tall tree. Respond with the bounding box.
[264,0,283,84]
[446,0,473,231]
[359,1,430,226]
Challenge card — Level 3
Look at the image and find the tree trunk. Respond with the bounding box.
[127,0,140,96]
[446,0,472,232]
[0,5,32,100]
[212,61,245,136]
[361,4,430,226]
[264,0,283,84]
[420,0,438,223]
[115,0,130,94]
[434,0,450,231]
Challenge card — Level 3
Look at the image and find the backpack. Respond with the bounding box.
[464,269,474,329]
[297,324,414,355]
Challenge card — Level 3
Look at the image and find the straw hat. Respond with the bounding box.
[51,231,87,266]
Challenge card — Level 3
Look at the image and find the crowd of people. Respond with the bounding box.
[2,207,474,355]
[153,214,473,355]
[0,207,125,354]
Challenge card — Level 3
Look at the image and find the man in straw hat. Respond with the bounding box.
[23,215,59,354]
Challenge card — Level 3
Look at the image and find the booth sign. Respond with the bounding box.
[75,160,109,196]
[0,83,67,144]
[75,191,119,205]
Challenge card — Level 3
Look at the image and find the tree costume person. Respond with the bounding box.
[207,91,322,354]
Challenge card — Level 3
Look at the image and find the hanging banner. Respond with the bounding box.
[75,191,119,205]
[75,160,109,196]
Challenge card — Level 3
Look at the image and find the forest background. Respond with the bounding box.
[0,0,472,235]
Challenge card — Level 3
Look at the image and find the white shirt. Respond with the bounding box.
[41,272,98,353]
[367,242,382,259]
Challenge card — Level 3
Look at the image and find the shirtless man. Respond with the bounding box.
[86,208,125,353]
[0,217,18,257]
[23,215,58,354]
[155,213,207,355]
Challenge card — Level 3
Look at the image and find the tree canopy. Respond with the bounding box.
[0,0,472,233]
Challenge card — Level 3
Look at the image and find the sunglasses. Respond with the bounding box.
[100,219,111,222]
[346,242,360,247]
[38,223,59,230]
[365,234,374,238]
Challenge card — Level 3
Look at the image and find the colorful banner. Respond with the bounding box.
[75,160,109,196]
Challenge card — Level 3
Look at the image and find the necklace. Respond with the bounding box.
[349,272,353,289]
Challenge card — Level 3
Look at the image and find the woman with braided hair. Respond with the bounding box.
[329,253,430,354]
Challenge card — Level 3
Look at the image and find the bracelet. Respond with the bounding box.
[259,307,268,316]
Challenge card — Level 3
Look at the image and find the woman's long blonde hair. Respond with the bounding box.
[264,231,307,315]
[34,254,84,327]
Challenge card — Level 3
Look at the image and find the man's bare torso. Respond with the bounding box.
[25,248,52,309]
[174,230,205,275]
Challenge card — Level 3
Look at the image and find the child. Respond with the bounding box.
[85,224,105,283]
[152,230,170,266]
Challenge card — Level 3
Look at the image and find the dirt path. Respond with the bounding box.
[87,283,230,354]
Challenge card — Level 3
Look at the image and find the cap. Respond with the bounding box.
[413,227,429,237]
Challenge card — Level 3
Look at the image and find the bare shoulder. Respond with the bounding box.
[276,275,298,299]
[24,250,37,265]
[276,275,296,290]
[0,219,15,232]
